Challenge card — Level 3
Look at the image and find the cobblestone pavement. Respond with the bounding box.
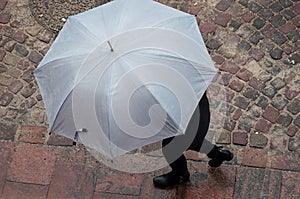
[0,0,299,198]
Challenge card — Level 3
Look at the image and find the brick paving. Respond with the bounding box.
[0,0,299,198]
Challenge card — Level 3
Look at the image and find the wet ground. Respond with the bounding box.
[0,0,299,198]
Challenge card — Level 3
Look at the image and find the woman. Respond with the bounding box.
[153,92,233,188]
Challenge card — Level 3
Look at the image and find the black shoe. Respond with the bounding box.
[207,146,233,167]
[153,171,190,188]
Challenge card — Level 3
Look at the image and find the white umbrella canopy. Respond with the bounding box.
[34,0,217,159]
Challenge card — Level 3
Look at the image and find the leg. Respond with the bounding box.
[189,93,234,167]
[153,137,190,188]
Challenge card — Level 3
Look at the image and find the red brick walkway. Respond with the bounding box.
[0,0,299,198]
[0,141,299,199]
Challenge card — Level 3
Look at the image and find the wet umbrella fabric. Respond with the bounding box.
[34,0,217,159]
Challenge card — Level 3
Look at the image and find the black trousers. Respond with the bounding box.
[162,92,214,172]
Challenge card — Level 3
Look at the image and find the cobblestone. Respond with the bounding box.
[271,31,287,45]
[255,118,272,133]
[0,122,17,141]
[243,87,259,100]
[0,64,7,73]
[249,132,268,148]
[234,96,250,110]
[13,31,28,43]
[270,136,287,150]
[0,0,7,10]
[15,44,29,57]
[216,0,232,11]
[262,86,276,98]
[37,29,53,44]
[21,69,34,83]
[8,80,23,94]
[0,92,13,106]
[214,13,231,27]
[17,59,29,70]
[287,125,297,137]
[271,94,288,110]
[21,85,36,98]
[288,138,299,152]
[28,51,43,64]
[0,13,10,23]
[287,99,300,115]
[233,131,248,146]
[270,77,286,90]
[252,18,265,29]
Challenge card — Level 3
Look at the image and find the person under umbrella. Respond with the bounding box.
[153,92,234,188]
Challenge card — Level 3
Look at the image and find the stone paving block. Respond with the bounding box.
[249,31,264,45]
[47,133,74,146]
[18,125,46,144]
[233,96,250,110]
[219,61,240,74]
[0,142,14,195]
[258,8,274,19]
[270,136,288,150]
[139,177,183,199]
[7,144,56,185]
[247,2,262,13]
[216,0,232,11]
[288,137,300,152]
[0,13,10,23]
[280,22,296,34]
[0,0,7,10]
[185,162,235,199]
[262,106,280,123]
[277,113,292,127]
[269,151,300,171]
[54,147,86,165]
[229,20,242,31]
[270,2,284,12]
[242,12,255,23]
[240,147,268,168]
[233,131,248,146]
[13,31,28,43]
[236,68,252,82]
[8,80,23,94]
[95,171,145,196]
[234,167,282,199]
[17,59,30,70]
[189,4,201,16]
[1,181,48,199]
[252,17,265,30]
[0,92,13,107]
[47,162,94,199]
[243,87,259,100]
[206,39,222,50]
[93,192,139,199]
[28,51,43,64]
[249,132,268,148]
[271,31,288,45]
[15,43,29,57]
[229,79,244,92]
[215,129,231,144]
[286,125,298,137]
[250,47,265,61]
[249,77,265,91]
[281,171,300,199]
[214,12,232,27]
[0,122,17,141]
[287,98,300,115]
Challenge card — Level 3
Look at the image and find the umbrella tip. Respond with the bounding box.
[107,41,114,52]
